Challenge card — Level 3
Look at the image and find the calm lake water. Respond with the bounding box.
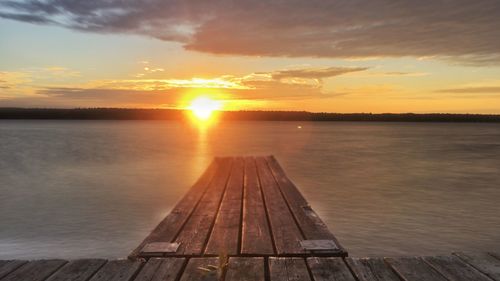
[1,120,499,258]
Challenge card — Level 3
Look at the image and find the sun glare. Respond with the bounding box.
[188,97,222,121]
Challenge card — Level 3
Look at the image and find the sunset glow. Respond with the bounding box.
[1,2,500,113]
[188,97,222,121]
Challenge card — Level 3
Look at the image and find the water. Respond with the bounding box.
[1,120,499,259]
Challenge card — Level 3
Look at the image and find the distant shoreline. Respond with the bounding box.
[1,108,500,122]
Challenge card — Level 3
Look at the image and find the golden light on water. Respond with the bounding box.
[188,96,222,122]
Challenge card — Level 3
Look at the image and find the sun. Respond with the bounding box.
[188,96,222,121]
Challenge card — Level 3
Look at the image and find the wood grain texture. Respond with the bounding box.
[173,158,233,255]
[346,258,400,281]
[205,157,245,255]
[241,157,274,255]
[385,257,447,281]
[178,258,220,281]
[89,260,142,281]
[424,255,492,281]
[256,157,304,255]
[133,258,185,281]
[225,257,265,281]
[46,259,106,281]
[269,257,311,281]
[454,252,500,281]
[1,260,66,281]
[307,257,356,281]
[130,160,218,258]
[0,261,28,279]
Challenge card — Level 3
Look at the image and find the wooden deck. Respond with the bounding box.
[2,253,500,281]
[130,156,346,258]
[3,156,499,280]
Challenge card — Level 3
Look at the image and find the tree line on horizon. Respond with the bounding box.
[1,108,499,122]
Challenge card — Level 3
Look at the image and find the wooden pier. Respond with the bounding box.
[1,156,499,280]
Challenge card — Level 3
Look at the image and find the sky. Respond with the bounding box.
[1,0,500,113]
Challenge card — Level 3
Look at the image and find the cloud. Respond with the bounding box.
[268,67,367,80]
[436,86,500,94]
[1,1,500,64]
[0,65,365,107]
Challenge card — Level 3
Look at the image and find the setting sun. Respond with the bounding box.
[188,97,222,121]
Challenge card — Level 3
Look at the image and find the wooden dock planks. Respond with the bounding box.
[3,156,500,281]
[1,260,66,281]
[45,259,106,281]
[132,155,346,258]
[241,157,274,255]
[205,158,245,255]
[2,253,500,281]
[423,255,493,281]
[172,157,233,256]
[225,257,265,281]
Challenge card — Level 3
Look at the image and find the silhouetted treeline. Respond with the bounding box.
[1,108,500,122]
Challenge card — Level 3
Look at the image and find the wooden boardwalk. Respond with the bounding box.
[2,253,500,281]
[2,156,499,280]
[130,156,346,258]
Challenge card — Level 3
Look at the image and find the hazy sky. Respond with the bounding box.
[1,0,500,113]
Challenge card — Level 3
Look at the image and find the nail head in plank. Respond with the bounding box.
[89,260,142,281]
[346,258,400,281]
[385,257,448,281]
[0,261,28,279]
[269,257,311,281]
[225,257,265,281]
[307,257,356,281]
[130,160,218,258]
[46,259,107,281]
[241,157,274,255]
[179,257,221,281]
[205,158,245,255]
[134,258,185,281]
[1,260,67,281]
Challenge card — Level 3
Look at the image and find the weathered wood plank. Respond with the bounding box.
[89,260,142,281]
[46,259,106,281]
[454,252,500,281]
[346,258,400,281]
[1,260,66,281]
[173,158,233,256]
[385,257,447,281]
[225,257,265,281]
[179,258,221,281]
[133,258,185,281]
[424,255,492,281]
[0,261,28,279]
[256,157,304,255]
[241,157,274,255]
[269,257,311,281]
[307,257,356,281]
[266,156,345,255]
[205,158,245,255]
[131,160,218,258]
[490,253,500,261]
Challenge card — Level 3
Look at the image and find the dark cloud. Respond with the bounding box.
[2,1,500,64]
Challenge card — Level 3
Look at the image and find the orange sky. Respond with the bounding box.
[1,1,500,113]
